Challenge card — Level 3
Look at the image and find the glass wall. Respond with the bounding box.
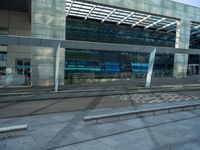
[66,17,176,47]
[154,53,174,77]
[65,49,147,83]
[65,49,174,84]
[188,54,200,75]
[66,17,200,49]
[190,35,200,49]
[65,17,199,85]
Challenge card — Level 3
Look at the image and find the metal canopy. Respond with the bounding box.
[1,35,200,55]
[66,0,200,37]
[66,0,176,32]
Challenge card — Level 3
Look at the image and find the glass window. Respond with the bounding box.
[0,53,7,61]
[16,59,31,75]
[24,60,30,67]
[17,60,23,66]
[66,17,175,47]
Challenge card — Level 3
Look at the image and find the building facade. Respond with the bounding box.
[0,0,200,86]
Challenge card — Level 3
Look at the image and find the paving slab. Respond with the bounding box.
[0,100,200,150]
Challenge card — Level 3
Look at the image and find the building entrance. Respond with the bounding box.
[188,64,200,75]
[16,59,31,85]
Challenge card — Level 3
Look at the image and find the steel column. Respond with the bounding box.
[54,42,61,92]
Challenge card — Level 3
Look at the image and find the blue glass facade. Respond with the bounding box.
[131,63,148,73]
[65,49,174,78]
[64,17,200,81]
[65,61,120,73]
[65,49,149,68]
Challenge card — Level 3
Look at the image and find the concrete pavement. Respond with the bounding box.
[0,76,200,149]
[0,90,200,119]
[0,100,200,150]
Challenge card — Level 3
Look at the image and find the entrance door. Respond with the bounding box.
[195,65,199,75]
[16,59,31,85]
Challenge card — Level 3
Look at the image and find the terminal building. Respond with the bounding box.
[0,0,200,86]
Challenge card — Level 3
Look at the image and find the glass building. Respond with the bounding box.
[0,0,200,86]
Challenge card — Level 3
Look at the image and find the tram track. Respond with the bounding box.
[0,86,200,103]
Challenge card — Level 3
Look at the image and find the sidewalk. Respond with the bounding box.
[0,100,200,150]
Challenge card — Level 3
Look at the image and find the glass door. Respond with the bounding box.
[16,59,31,85]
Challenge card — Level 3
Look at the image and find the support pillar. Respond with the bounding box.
[55,42,61,92]
[31,0,66,86]
[146,48,156,88]
[173,20,191,78]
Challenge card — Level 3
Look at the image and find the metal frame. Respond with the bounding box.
[66,0,177,32]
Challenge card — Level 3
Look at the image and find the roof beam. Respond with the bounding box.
[156,22,176,31]
[191,24,200,35]
[131,15,151,27]
[101,9,116,23]
[167,28,176,33]
[193,25,200,30]
[192,30,200,35]
[85,5,96,20]
[117,12,135,25]
[66,0,73,17]
[145,18,166,29]
[1,35,200,54]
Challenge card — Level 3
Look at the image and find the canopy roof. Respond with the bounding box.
[66,0,200,37]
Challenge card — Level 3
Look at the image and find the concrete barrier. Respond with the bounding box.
[84,103,200,122]
[0,124,28,134]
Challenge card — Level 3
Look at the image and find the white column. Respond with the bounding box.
[54,42,61,92]
[146,48,156,88]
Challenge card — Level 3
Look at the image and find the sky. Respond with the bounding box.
[172,0,200,7]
